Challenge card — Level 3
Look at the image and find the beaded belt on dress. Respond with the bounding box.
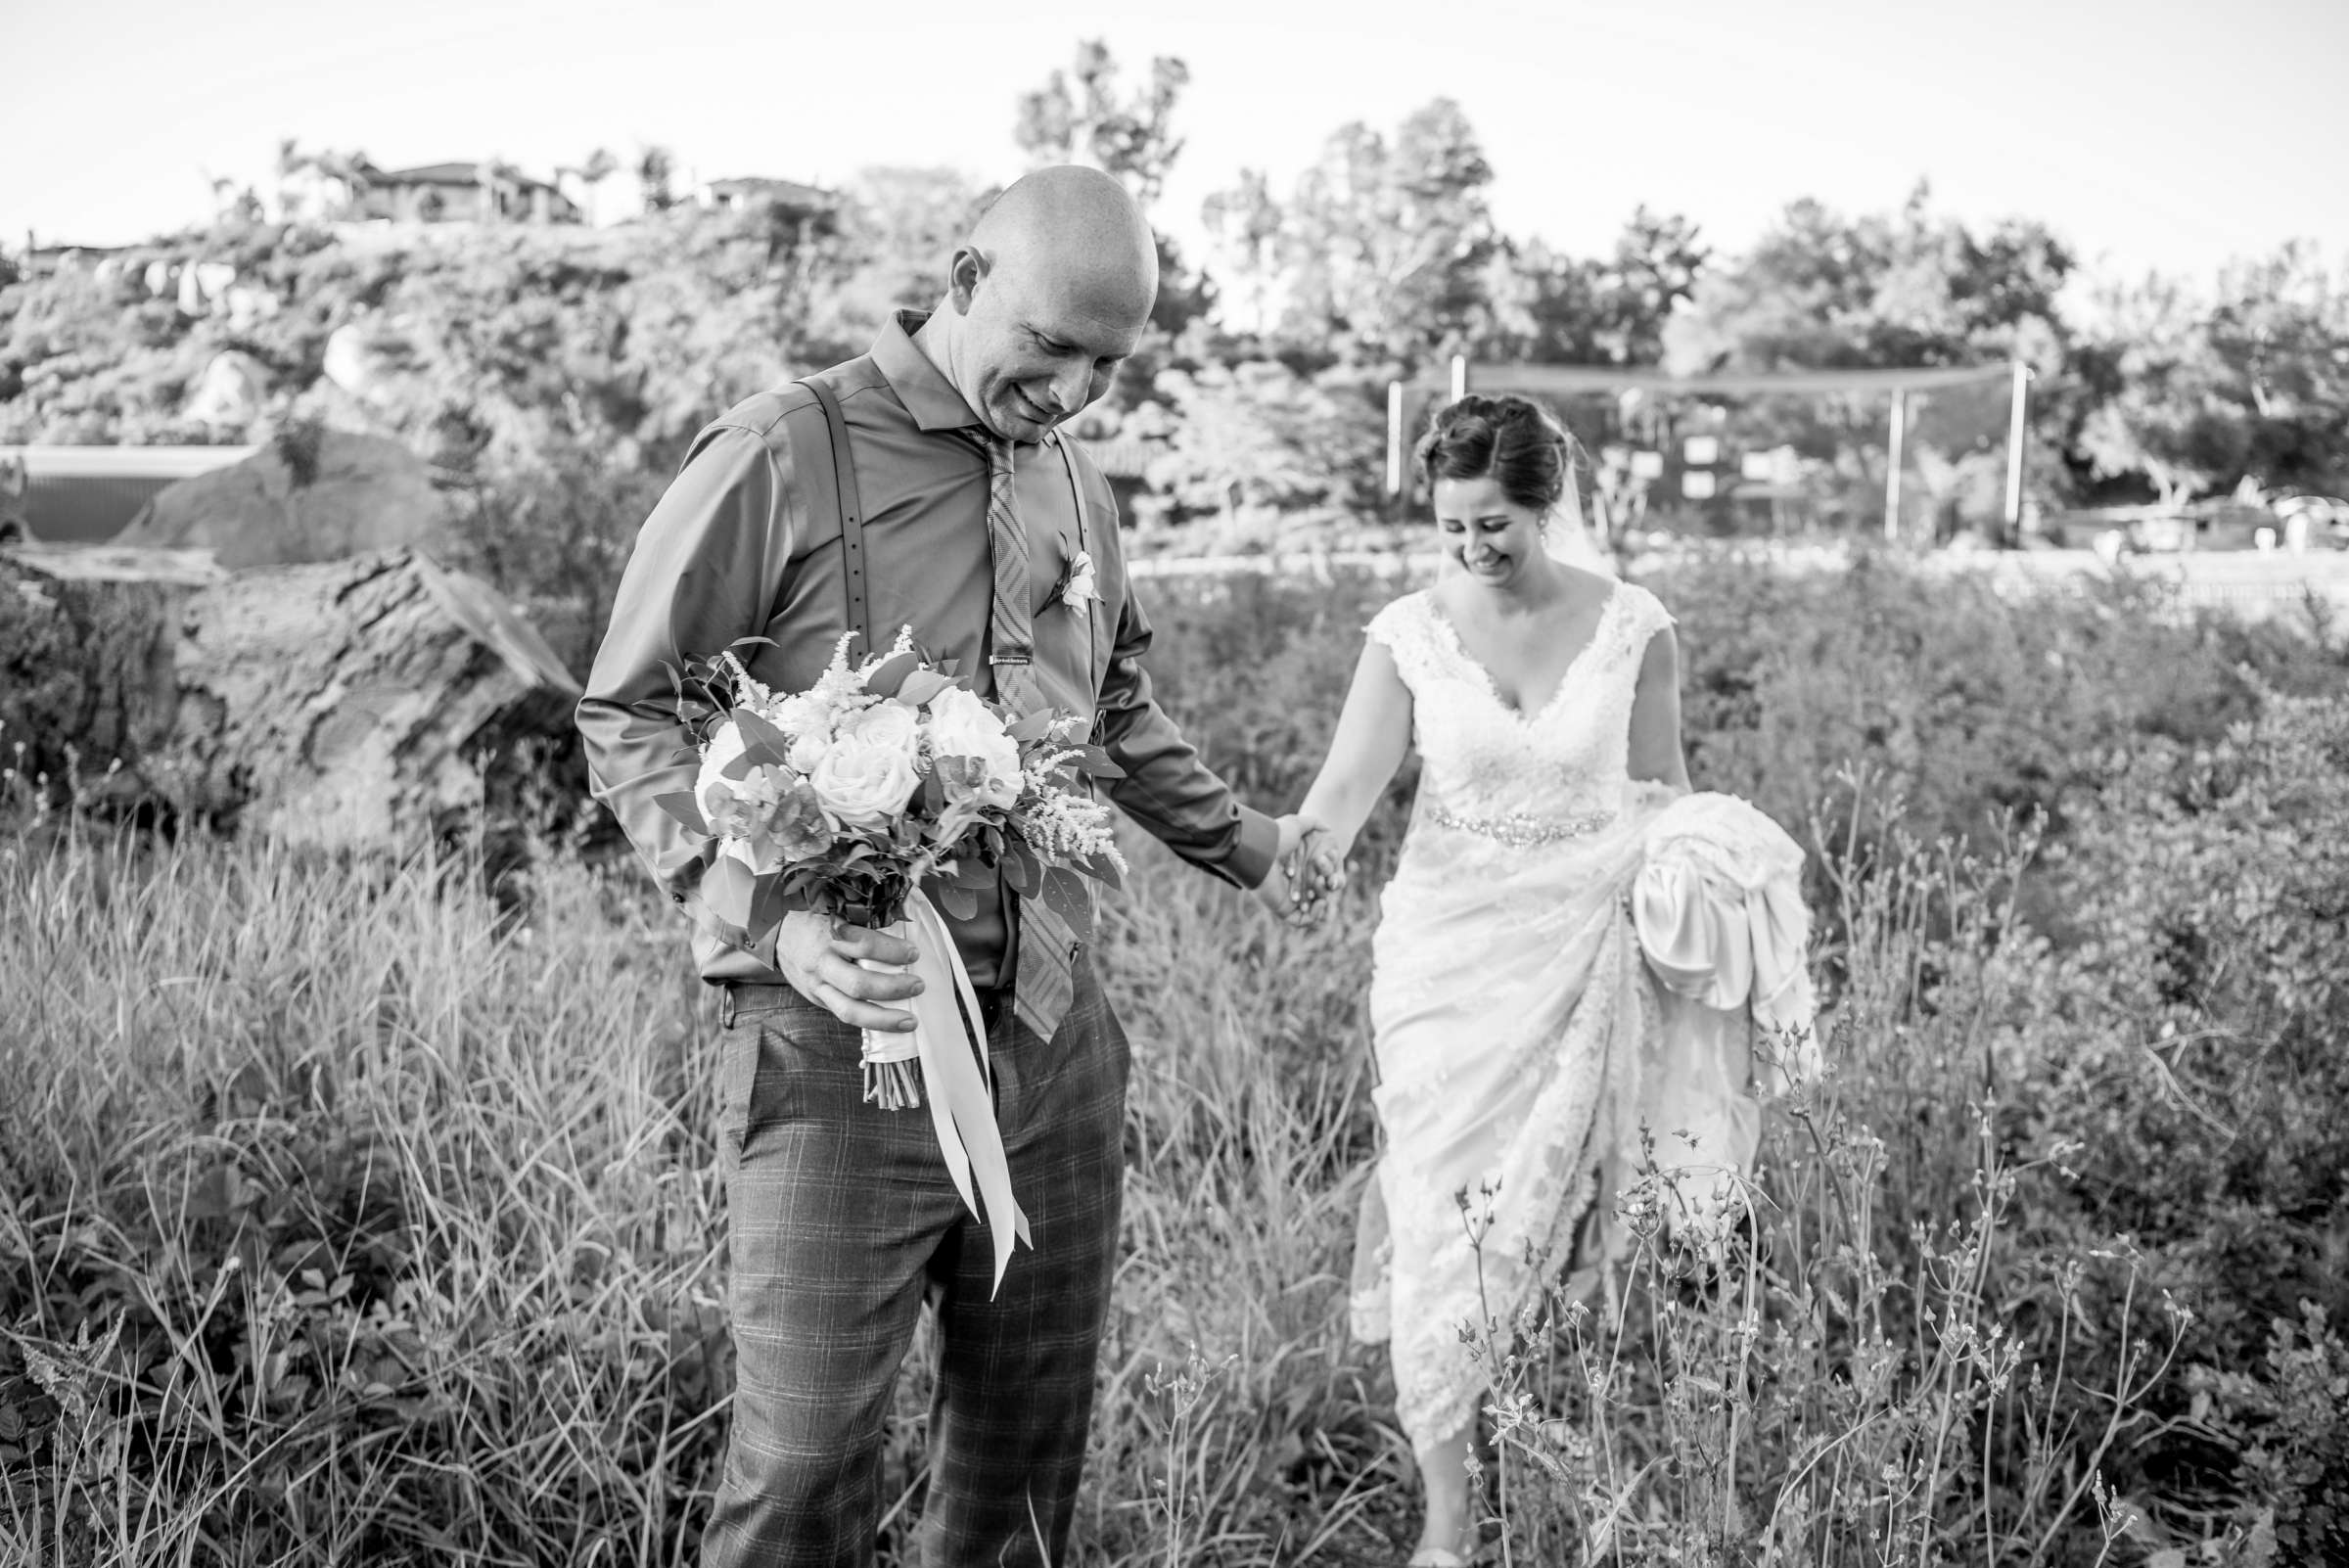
[1427,804,1616,848]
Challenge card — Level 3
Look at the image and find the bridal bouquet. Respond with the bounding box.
[658,628,1127,1287]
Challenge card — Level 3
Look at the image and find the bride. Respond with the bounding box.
[1289,393,1801,1565]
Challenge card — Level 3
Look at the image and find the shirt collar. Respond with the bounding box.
[871,309,985,434]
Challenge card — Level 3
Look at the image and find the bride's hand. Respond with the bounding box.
[1284,822,1349,928]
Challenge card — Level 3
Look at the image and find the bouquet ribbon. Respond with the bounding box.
[898,887,1032,1294]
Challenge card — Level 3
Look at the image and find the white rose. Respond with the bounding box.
[773,692,826,735]
[924,686,1022,809]
[771,693,834,773]
[786,730,831,774]
[840,700,920,759]
[807,735,921,827]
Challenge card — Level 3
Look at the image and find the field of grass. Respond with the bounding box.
[5,553,2347,1565]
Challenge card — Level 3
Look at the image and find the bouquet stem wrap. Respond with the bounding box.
[856,890,1032,1294]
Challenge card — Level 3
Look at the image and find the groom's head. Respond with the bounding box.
[932,164,1156,442]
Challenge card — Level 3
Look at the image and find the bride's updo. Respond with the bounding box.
[1414,393,1581,515]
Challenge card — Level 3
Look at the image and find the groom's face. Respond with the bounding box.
[946,247,1146,443]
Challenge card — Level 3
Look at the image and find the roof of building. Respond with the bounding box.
[372,161,564,193]
[705,176,836,207]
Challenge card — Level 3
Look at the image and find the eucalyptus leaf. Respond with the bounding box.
[897,669,953,707]
[1001,842,1043,897]
[732,707,795,765]
[866,649,921,698]
[704,856,757,932]
[1039,866,1095,941]
[654,791,710,836]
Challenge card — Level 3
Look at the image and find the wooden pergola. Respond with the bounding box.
[1390,359,2032,538]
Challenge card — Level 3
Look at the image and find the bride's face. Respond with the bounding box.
[1433,475,1545,588]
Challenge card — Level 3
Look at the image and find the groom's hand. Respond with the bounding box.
[771,909,923,1033]
[1252,854,1298,918]
[1272,812,1317,864]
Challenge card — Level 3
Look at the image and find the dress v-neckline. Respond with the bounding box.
[1422,585,1621,725]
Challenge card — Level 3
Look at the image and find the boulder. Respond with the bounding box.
[115,426,458,567]
[0,546,577,848]
[182,349,269,434]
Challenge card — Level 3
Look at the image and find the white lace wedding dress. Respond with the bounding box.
[1346,582,1817,1450]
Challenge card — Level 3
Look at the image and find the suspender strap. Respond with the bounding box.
[802,378,871,659]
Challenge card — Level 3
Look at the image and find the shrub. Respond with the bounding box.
[4,554,2343,1563]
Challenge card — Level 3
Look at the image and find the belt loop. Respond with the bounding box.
[719,985,737,1028]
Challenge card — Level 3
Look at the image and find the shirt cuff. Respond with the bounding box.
[1224,805,1281,890]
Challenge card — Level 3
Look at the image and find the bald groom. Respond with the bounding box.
[577,166,1311,1565]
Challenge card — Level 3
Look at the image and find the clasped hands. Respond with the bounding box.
[776,813,1351,1034]
[1254,812,1349,929]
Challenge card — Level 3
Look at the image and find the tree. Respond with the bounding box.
[1485,208,1710,368]
[1136,361,1375,523]
[2075,248,2349,508]
[1200,168,1283,336]
[273,140,373,222]
[1665,186,2072,376]
[637,146,677,213]
[806,166,990,355]
[1212,98,1502,372]
[561,147,620,225]
[1588,208,1710,365]
[1014,40,1189,210]
[1013,41,1208,340]
[2076,274,2250,508]
[2205,242,2349,494]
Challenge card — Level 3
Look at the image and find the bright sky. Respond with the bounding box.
[5,0,2346,291]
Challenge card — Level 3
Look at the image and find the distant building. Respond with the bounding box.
[353,162,582,225]
[698,177,839,244]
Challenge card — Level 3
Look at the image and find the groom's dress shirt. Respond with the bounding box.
[578,310,1276,992]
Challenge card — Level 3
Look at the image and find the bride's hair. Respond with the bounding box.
[1415,393,1584,516]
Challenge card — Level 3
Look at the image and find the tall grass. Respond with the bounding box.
[5,555,2346,1564]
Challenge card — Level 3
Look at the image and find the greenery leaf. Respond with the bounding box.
[654,791,709,836]
[1001,841,1043,897]
[865,649,921,699]
[1038,866,1094,940]
[703,856,756,933]
[897,669,955,708]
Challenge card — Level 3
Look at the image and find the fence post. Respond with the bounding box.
[2004,361,2031,539]
[1386,381,1405,506]
[1884,388,1907,542]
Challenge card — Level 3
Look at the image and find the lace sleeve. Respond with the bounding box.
[1364,592,1444,696]
[1609,582,1677,669]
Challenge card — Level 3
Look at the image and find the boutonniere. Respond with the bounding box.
[1057,550,1099,613]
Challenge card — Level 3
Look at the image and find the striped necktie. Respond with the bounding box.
[969,429,1078,1042]
[974,433,1040,714]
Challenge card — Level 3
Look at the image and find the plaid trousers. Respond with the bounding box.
[702,957,1128,1568]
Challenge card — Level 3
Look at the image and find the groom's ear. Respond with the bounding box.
[945,245,989,315]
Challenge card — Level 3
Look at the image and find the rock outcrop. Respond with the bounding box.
[114,427,459,568]
[1,546,577,848]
